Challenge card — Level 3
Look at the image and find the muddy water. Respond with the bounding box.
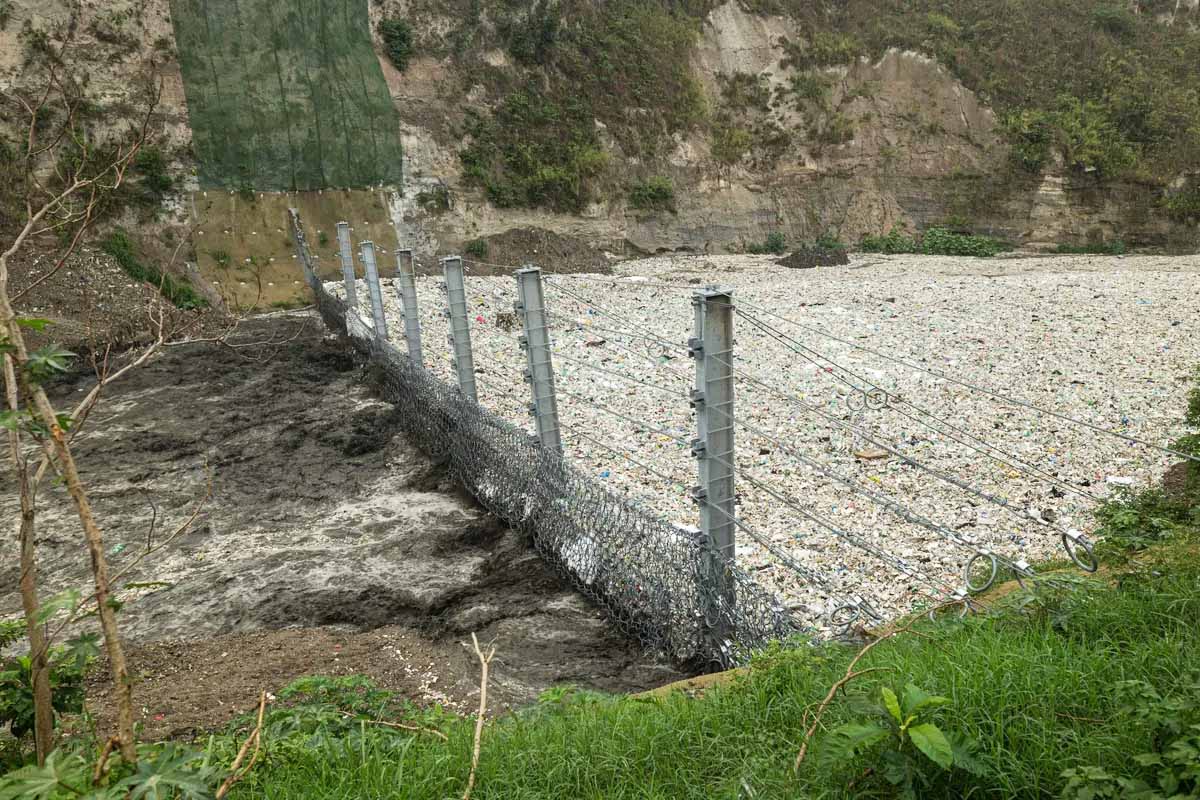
[0,313,683,737]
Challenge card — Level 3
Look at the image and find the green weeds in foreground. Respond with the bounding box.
[203,531,1199,799]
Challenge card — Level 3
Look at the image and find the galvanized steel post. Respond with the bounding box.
[441,256,477,401]
[358,241,389,344]
[335,222,358,313]
[515,266,563,455]
[394,249,423,365]
[690,286,736,659]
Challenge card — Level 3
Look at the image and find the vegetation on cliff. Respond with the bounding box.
[412,0,1200,215]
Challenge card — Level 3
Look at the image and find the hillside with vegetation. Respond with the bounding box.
[379,0,1200,253]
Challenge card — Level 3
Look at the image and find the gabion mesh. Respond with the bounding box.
[290,210,797,667]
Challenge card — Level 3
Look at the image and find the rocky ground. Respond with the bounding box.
[342,251,1200,630]
[0,316,682,740]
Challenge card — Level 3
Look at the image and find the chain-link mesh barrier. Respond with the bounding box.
[289,210,796,667]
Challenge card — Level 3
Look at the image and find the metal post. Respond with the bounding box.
[689,286,736,659]
[358,241,389,344]
[335,222,357,313]
[442,256,477,401]
[515,266,563,455]
[394,249,423,365]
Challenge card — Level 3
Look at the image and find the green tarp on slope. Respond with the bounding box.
[170,0,403,190]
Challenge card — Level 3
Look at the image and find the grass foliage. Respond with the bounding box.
[100,229,207,310]
[194,537,1200,799]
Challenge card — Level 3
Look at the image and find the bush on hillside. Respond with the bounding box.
[628,177,676,212]
[101,229,206,310]
[379,18,413,72]
[747,231,788,255]
[860,228,1009,257]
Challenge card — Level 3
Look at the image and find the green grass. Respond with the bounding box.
[169,0,403,190]
[218,526,1200,799]
[100,229,207,310]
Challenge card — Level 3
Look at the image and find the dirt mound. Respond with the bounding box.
[775,247,850,270]
[455,227,612,276]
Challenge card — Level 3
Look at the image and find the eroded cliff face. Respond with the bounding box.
[390,1,1197,255]
[2,0,1197,262]
[0,0,192,178]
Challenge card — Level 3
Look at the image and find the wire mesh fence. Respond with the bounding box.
[290,210,796,668]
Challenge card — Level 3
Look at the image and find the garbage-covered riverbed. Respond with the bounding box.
[336,251,1200,629]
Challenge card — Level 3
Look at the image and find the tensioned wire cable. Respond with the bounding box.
[732,307,1105,503]
[560,422,872,612]
[538,286,1058,578]
[546,310,693,365]
[710,347,1086,555]
[558,384,974,603]
[543,278,690,353]
[733,296,1200,464]
[543,282,1083,546]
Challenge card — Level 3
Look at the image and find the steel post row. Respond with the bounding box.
[442,256,477,401]
[515,266,563,455]
[690,286,737,657]
[394,248,424,365]
[335,222,357,313]
[358,241,389,345]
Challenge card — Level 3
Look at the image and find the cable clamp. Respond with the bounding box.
[689,389,705,408]
[691,438,706,457]
[687,336,703,357]
[690,485,707,504]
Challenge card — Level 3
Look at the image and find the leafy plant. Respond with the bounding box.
[131,147,172,204]
[1,631,97,741]
[920,227,1010,257]
[378,18,413,72]
[861,229,918,254]
[460,89,608,212]
[747,231,787,255]
[815,230,846,252]
[415,185,450,213]
[0,0,11,31]
[710,124,753,166]
[208,249,231,269]
[1092,5,1137,37]
[628,177,675,212]
[1061,678,1200,799]
[1163,184,1200,223]
[823,684,986,799]
[0,742,219,799]
[464,238,488,258]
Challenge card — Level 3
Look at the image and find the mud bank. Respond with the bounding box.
[0,314,682,738]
